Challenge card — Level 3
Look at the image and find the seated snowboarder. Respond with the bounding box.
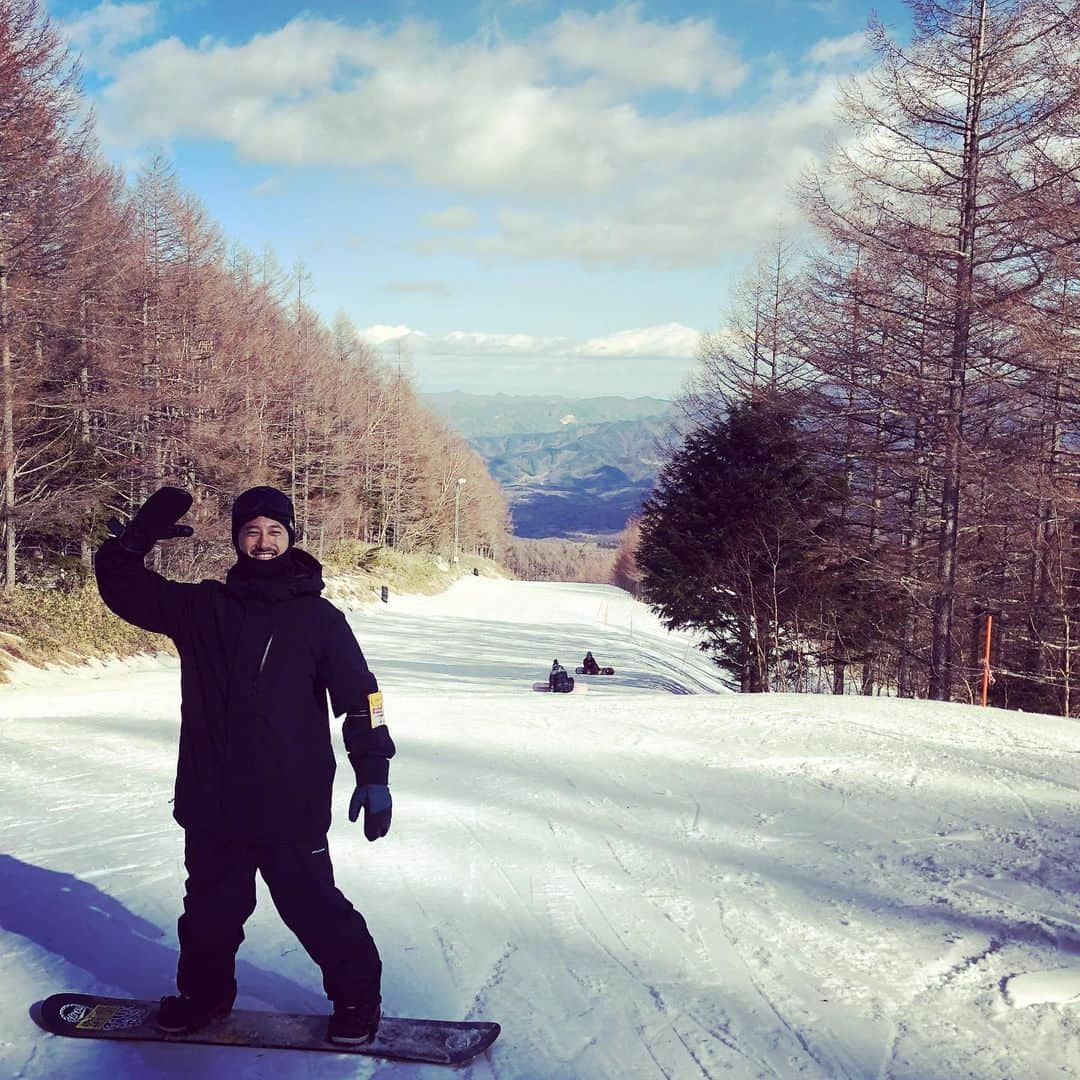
[549,659,573,693]
[95,485,393,1047]
[581,651,601,675]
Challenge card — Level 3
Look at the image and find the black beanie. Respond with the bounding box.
[231,486,296,550]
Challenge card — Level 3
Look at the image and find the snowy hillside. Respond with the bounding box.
[3,577,1080,1079]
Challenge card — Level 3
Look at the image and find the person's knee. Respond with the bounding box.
[182,878,257,923]
[262,847,353,925]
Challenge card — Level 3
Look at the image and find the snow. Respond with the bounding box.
[3,576,1080,1078]
[1005,970,1080,1008]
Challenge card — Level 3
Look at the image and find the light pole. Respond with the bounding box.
[453,477,467,565]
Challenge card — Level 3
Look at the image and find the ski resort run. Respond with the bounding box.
[3,576,1080,1078]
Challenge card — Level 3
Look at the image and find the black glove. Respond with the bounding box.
[346,723,396,841]
[108,487,194,556]
[349,782,392,841]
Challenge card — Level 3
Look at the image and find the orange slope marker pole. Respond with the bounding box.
[980,613,994,707]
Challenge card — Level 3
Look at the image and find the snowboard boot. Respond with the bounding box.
[327,998,381,1045]
[156,988,235,1034]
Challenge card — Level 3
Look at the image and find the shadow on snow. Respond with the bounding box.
[0,853,325,1013]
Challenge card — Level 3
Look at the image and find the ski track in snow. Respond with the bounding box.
[3,578,1080,1077]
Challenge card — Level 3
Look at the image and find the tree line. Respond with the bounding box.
[0,0,508,590]
[506,537,616,584]
[634,0,1080,713]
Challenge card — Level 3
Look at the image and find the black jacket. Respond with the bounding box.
[95,540,378,843]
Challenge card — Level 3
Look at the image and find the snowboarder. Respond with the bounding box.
[549,659,573,693]
[581,651,600,676]
[94,486,394,1047]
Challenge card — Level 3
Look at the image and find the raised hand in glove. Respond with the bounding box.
[108,487,194,556]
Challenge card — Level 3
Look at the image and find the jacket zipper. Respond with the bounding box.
[259,635,274,673]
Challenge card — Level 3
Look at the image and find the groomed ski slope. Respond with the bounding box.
[3,576,1080,1079]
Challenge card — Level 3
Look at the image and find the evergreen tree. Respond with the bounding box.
[638,397,841,691]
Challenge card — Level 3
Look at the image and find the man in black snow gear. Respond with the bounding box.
[581,651,600,675]
[95,486,393,1046]
[549,659,573,693]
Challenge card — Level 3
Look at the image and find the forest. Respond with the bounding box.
[0,0,509,592]
[9,0,1080,717]
[634,0,1080,713]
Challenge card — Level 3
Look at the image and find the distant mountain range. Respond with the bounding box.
[423,392,677,540]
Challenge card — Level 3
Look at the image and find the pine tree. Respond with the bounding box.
[638,396,841,691]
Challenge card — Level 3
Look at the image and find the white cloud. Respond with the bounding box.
[61,1,159,72]
[440,330,561,353]
[364,321,702,396]
[379,281,451,296]
[354,320,702,396]
[805,0,844,16]
[85,11,860,267]
[578,323,700,358]
[545,5,747,94]
[250,176,281,196]
[444,95,829,268]
[90,12,755,193]
[806,31,870,66]
[362,322,699,360]
[425,206,478,230]
[358,324,428,347]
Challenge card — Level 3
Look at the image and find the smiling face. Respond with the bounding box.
[238,516,290,559]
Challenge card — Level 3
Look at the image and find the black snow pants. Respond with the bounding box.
[176,831,382,1005]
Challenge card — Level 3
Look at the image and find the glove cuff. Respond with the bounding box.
[349,753,390,785]
[116,527,155,556]
[345,723,396,759]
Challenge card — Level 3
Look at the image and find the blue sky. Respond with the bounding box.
[51,0,911,397]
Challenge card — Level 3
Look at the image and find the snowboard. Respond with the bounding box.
[31,993,500,1067]
[575,667,615,675]
[532,680,579,693]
